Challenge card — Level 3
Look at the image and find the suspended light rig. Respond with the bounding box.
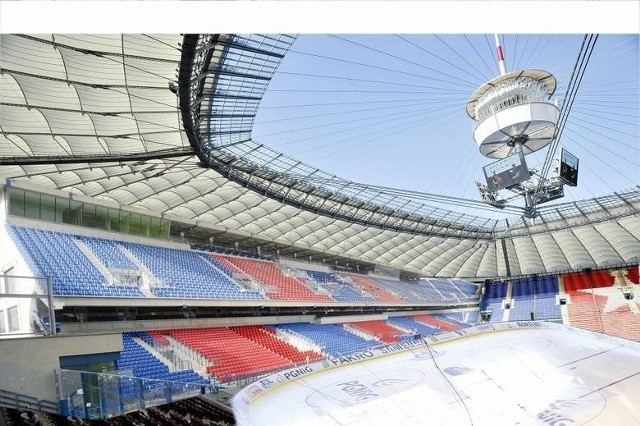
[468,35,580,218]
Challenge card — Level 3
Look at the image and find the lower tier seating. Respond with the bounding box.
[275,323,380,357]
[166,326,315,382]
[117,333,208,385]
[345,320,408,343]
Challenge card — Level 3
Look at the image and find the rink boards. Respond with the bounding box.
[232,322,640,426]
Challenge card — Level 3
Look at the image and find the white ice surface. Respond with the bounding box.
[233,323,640,426]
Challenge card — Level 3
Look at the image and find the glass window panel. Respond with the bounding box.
[119,211,130,234]
[8,306,19,332]
[140,216,151,237]
[4,267,16,294]
[161,220,171,240]
[108,209,120,233]
[24,191,40,219]
[40,194,56,222]
[95,206,108,230]
[66,200,83,225]
[83,204,96,228]
[8,188,25,217]
[55,197,70,223]
[0,310,5,334]
[129,213,141,236]
[150,217,161,238]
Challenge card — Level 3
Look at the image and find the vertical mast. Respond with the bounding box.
[494,33,507,76]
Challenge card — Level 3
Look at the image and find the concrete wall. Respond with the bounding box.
[61,314,316,334]
[0,333,122,403]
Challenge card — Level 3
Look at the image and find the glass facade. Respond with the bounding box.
[56,369,214,420]
[7,187,170,240]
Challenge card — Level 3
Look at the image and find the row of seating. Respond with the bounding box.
[345,320,408,343]
[563,270,615,292]
[563,269,640,341]
[7,225,480,304]
[305,270,376,302]
[387,316,441,336]
[342,274,404,303]
[412,314,460,332]
[9,226,145,298]
[166,327,301,382]
[212,255,333,302]
[479,269,638,330]
[126,244,265,300]
[116,314,476,383]
[117,332,208,386]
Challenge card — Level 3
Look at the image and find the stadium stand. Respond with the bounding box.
[230,325,323,365]
[304,270,375,302]
[8,226,144,298]
[479,280,509,322]
[118,332,208,385]
[1,32,639,426]
[165,326,322,383]
[387,316,441,336]
[79,237,137,271]
[432,312,477,328]
[411,314,460,332]
[126,244,264,300]
[340,274,404,302]
[275,323,380,357]
[212,255,333,302]
[508,276,562,321]
[451,279,479,298]
[563,269,640,341]
[345,320,408,343]
[370,277,444,302]
[7,224,477,305]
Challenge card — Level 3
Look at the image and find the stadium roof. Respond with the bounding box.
[1,34,638,278]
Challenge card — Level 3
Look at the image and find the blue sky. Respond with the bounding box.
[252,34,639,217]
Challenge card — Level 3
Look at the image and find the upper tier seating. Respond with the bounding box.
[341,274,404,303]
[626,266,639,284]
[363,277,478,303]
[536,275,560,295]
[7,225,483,305]
[8,226,143,297]
[371,278,444,302]
[212,255,332,302]
[305,270,375,302]
[429,279,470,300]
[126,244,264,300]
[563,270,614,292]
[450,279,479,298]
[80,237,137,270]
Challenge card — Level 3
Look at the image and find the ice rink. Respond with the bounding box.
[233,322,640,425]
